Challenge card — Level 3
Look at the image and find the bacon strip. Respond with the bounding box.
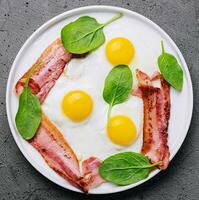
[134,70,170,169]
[30,114,88,191]
[82,157,105,191]
[15,38,72,103]
[15,38,104,192]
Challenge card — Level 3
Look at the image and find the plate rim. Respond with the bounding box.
[6,5,193,194]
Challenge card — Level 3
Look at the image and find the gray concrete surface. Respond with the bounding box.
[0,0,199,199]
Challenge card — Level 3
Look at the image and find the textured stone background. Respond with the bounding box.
[0,0,199,199]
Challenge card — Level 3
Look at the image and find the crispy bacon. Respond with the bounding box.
[82,157,105,190]
[134,70,170,169]
[15,38,104,192]
[15,38,72,103]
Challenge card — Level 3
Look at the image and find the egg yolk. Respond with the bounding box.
[107,115,137,146]
[61,90,93,122]
[106,37,135,65]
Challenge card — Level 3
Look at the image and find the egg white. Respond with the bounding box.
[42,38,144,161]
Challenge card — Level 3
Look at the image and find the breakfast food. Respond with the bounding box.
[133,70,170,169]
[61,90,93,122]
[105,37,135,65]
[41,55,143,162]
[30,114,83,189]
[15,39,105,192]
[82,157,105,190]
[15,39,72,103]
[107,115,137,146]
[30,114,104,192]
[14,13,184,192]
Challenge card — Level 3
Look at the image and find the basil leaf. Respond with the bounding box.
[103,65,133,120]
[158,41,183,91]
[15,63,42,140]
[61,13,123,54]
[99,152,160,186]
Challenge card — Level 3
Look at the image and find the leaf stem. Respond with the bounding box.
[105,161,162,171]
[107,104,112,126]
[103,12,123,27]
[161,40,165,54]
[24,62,40,88]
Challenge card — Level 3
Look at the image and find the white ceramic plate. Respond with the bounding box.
[6,6,193,194]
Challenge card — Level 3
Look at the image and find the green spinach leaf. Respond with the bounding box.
[103,65,133,121]
[158,41,183,91]
[61,13,123,54]
[15,63,42,140]
[99,152,161,185]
